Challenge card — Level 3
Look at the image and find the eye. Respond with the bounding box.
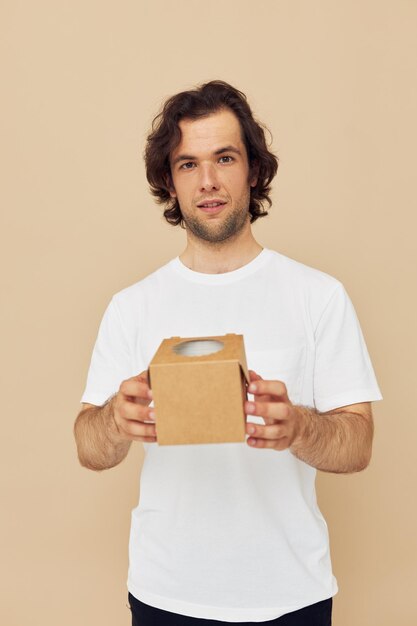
[218,155,234,164]
[180,161,195,170]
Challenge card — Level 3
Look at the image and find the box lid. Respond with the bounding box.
[149,333,249,383]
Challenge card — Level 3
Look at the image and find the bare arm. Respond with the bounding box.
[74,371,156,471]
[245,371,374,474]
[289,404,373,473]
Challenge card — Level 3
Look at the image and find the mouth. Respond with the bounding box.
[196,199,227,214]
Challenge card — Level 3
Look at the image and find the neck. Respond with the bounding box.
[179,223,263,274]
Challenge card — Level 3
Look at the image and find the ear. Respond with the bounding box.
[249,161,259,187]
[165,173,177,198]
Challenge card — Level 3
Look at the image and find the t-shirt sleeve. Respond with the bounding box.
[80,297,134,406]
[313,284,383,412]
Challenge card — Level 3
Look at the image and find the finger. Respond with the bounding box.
[121,377,151,395]
[247,390,272,403]
[134,370,149,383]
[248,370,271,402]
[120,401,155,422]
[245,399,290,421]
[120,379,152,403]
[247,371,270,400]
[248,379,288,401]
[247,435,290,450]
[246,421,284,440]
[135,371,153,398]
[119,419,157,440]
[248,370,264,382]
[130,435,157,443]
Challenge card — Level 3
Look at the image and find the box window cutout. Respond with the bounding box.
[173,339,225,357]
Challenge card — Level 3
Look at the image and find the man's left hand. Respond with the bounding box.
[245,370,307,450]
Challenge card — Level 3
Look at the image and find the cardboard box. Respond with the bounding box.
[148,334,249,445]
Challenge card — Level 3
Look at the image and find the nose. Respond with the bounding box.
[198,163,220,192]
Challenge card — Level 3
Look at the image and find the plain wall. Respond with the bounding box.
[1,1,416,624]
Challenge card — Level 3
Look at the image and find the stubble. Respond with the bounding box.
[181,192,251,244]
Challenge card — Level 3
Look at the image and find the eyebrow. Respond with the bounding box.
[214,145,242,156]
[172,145,242,166]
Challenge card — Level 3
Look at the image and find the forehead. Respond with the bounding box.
[171,109,245,159]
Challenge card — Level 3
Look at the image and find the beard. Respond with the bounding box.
[180,192,251,244]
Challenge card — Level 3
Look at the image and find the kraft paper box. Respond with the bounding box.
[148,334,249,445]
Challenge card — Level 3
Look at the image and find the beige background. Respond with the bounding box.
[1,1,416,624]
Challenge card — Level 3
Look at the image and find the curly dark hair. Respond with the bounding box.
[144,80,279,227]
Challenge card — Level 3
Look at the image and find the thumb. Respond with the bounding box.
[135,370,149,381]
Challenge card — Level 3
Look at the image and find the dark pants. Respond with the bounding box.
[128,593,332,626]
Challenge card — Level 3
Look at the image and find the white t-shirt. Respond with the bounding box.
[81,249,382,622]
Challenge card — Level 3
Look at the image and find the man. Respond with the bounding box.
[74,80,382,625]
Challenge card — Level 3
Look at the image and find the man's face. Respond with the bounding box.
[169,108,257,243]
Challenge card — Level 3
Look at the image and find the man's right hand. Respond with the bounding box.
[112,371,157,443]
